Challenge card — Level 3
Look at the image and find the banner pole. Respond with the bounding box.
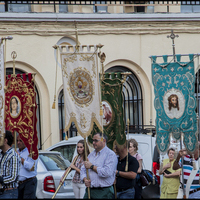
[2,36,13,143]
[197,55,200,141]
[3,39,6,143]
[98,51,106,133]
[52,155,78,199]
[11,51,17,75]
[84,137,90,199]
[196,55,200,185]
[180,134,186,199]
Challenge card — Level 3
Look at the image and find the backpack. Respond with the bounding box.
[142,169,158,185]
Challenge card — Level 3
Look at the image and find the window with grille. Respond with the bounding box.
[58,65,145,138]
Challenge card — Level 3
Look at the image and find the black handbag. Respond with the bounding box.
[139,171,149,187]
[141,183,160,199]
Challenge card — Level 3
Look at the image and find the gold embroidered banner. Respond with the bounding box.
[0,42,4,137]
[88,72,126,150]
[59,45,103,138]
[5,74,38,160]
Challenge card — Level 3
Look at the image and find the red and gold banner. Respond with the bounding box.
[4,73,38,160]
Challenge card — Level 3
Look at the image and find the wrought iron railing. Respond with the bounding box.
[0,1,198,13]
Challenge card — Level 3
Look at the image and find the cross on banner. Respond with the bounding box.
[167,29,179,62]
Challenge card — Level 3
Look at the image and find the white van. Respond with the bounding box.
[46,133,156,171]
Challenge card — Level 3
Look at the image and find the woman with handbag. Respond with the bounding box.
[159,147,181,199]
[128,139,143,199]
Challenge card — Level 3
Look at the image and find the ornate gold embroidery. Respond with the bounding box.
[70,112,76,118]
[0,95,3,110]
[5,76,37,154]
[80,113,86,129]
[69,69,93,105]
[64,55,77,63]
[62,53,97,79]
[80,54,96,78]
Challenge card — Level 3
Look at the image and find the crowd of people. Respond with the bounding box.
[0,130,38,199]
[1,129,200,199]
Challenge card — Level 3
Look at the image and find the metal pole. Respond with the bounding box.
[84,137,90,199]
[167,29,179,62]
[180,134,186,199]
[197,55,200,141]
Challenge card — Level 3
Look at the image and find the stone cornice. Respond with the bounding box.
[0,12,200,22]
[0,13,200,36]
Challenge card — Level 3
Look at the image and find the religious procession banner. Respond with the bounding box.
[4,73,38,160]
[59,45,103,137]
[0,42,4,137]
[88,72,126,150]
[152,54,197,154]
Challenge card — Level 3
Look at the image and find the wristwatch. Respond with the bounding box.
[116,170,120,177]
[90,165,94,170]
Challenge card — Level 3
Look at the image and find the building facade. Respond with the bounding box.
[1,1,200,150]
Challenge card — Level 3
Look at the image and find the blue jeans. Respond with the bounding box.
[0,188,18,199]
[18,177,37,199]
[116,187,135,199]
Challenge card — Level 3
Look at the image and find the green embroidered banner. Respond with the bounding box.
[88,72,126,150]
[152,54,198,154]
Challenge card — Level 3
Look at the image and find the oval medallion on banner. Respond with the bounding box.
[102,100,113,126]
[70,69,93,104]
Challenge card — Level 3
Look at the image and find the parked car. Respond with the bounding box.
[46,135,92,163]
[36,150,75,199]
[46,133,156,172]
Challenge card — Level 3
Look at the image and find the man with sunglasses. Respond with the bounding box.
[80,132,118,199]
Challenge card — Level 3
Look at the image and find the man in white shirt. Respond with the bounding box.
[80,132,118,199]
[17,135,38,199]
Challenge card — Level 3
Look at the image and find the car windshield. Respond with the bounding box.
[39,153,69,171]
[50,144,76,162]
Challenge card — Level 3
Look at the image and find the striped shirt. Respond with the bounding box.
[80,145,118,188]
[0,147,20,189]
[179,155,200,191]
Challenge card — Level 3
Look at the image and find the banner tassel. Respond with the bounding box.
[153,174,155,185]
[192,154,196,170]
[52,45,58,109]
[65,132,68,140]
[52,95,56,109]
[125,119,130,172]
[174,143,178,160]
[160,155,164,171]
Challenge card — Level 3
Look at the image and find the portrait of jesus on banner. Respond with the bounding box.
[163,88,185,119]
[152,54,197,154]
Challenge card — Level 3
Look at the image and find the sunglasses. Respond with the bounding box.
[92,139,101,143]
